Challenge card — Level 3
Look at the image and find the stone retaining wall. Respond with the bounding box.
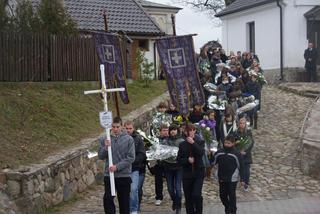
[264,67,320,84]
[300,98,320,180]
[301,140,320,179]
[277,83,320,180]
[0,92,169,214]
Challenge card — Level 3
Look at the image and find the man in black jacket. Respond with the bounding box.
[177,124,205,214]
[212,135,244,214]
[304,42,318,82]
[124,121,146,214]
[244,73,261,129]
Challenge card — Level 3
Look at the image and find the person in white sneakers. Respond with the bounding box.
[125,121,146,214]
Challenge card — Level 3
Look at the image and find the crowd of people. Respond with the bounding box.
[98,47,264,214]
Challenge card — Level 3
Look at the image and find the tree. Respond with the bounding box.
[0,0,77,34]
[141,58,154,87]
[14,0,40,33]
[0,0,11,32]
[135,49,155,87]
[37,0,77,35]
[173,0,236,16]
[135,49,144,80]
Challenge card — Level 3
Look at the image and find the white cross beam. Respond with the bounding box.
[84,64,125,196]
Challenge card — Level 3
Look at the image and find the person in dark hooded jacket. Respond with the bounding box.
[162,124,184,214]
[212,135,244,214]
[177,124,205,214]
[234,117,254,192]
[124,121,146,214]
[244,73,261,129]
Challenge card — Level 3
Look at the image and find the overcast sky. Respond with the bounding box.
[155,0,222,53]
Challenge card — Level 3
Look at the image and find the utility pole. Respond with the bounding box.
[171,14,176,36]
[103,10,121,117]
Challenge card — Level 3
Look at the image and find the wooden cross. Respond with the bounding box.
[84,64,125,196]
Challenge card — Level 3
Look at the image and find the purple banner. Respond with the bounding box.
[156,35,205,115]
[93,32,129,104]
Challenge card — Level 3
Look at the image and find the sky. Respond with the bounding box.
[155,0,222,53]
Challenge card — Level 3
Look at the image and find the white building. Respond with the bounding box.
[139,0,182,79]
[216,0,320,71]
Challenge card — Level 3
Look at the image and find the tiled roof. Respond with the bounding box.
[215,0,276,17]
[138,0,182,10]
[32,0,164,35]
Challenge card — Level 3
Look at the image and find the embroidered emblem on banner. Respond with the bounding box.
[102,45,115,63]
[168,48,186,68]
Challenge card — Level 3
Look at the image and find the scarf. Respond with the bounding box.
[223,120,237,137]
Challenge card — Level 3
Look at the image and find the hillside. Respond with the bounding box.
[0,81,167,169]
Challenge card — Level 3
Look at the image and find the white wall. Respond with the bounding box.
[144,7,179,35]
[142,7,180,78]
[221,3,280,69]
[220,2,316,70]
[282,1,313,68]
[150,13,174,35]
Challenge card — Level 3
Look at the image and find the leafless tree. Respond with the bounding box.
[173,0,235,16]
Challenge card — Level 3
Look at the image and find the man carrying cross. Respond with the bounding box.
[98,116,135,214]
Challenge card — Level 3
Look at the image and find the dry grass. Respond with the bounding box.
[0,80,167,168]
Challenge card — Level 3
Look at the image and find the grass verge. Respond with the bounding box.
[0,80,167,169]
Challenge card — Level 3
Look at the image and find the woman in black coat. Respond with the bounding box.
[234,117,254,191]
[177,124,205,214]
[244,73,261,129]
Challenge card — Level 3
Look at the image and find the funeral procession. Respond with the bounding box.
[1,0,320,214]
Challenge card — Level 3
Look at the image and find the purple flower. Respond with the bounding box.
[199,119,216,130]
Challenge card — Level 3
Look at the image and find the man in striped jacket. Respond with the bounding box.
[212,135,244,214]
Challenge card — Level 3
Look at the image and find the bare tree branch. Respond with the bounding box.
[173,0,236,17]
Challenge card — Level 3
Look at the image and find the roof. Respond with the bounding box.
[138,0,182,10]
[32,0,164,36]
[215,0,276,17]
[304,6,320,19]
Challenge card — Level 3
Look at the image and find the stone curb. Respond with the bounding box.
[278,83,320,180]
[277,84,320,98]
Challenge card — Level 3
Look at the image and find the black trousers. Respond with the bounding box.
[103,176,131,214]
[219,181,238,213]
[309,68,318,82]
[154,164,164,200]
[182,176,204,214]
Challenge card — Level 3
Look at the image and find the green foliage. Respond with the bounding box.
[141,58,155,87]
[135,49,155,87]
[14,0,41,33]
[196,125,214,146]
[37,0,77,35]
[1,0,77,34]
[135,49,144,80]
[0,0,11,32]
[235,136,253,151]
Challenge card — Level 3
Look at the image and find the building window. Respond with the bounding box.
[139,39,149,51]
[247,22,255,53]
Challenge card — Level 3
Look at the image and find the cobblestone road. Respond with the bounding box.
[50,85,320,214]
